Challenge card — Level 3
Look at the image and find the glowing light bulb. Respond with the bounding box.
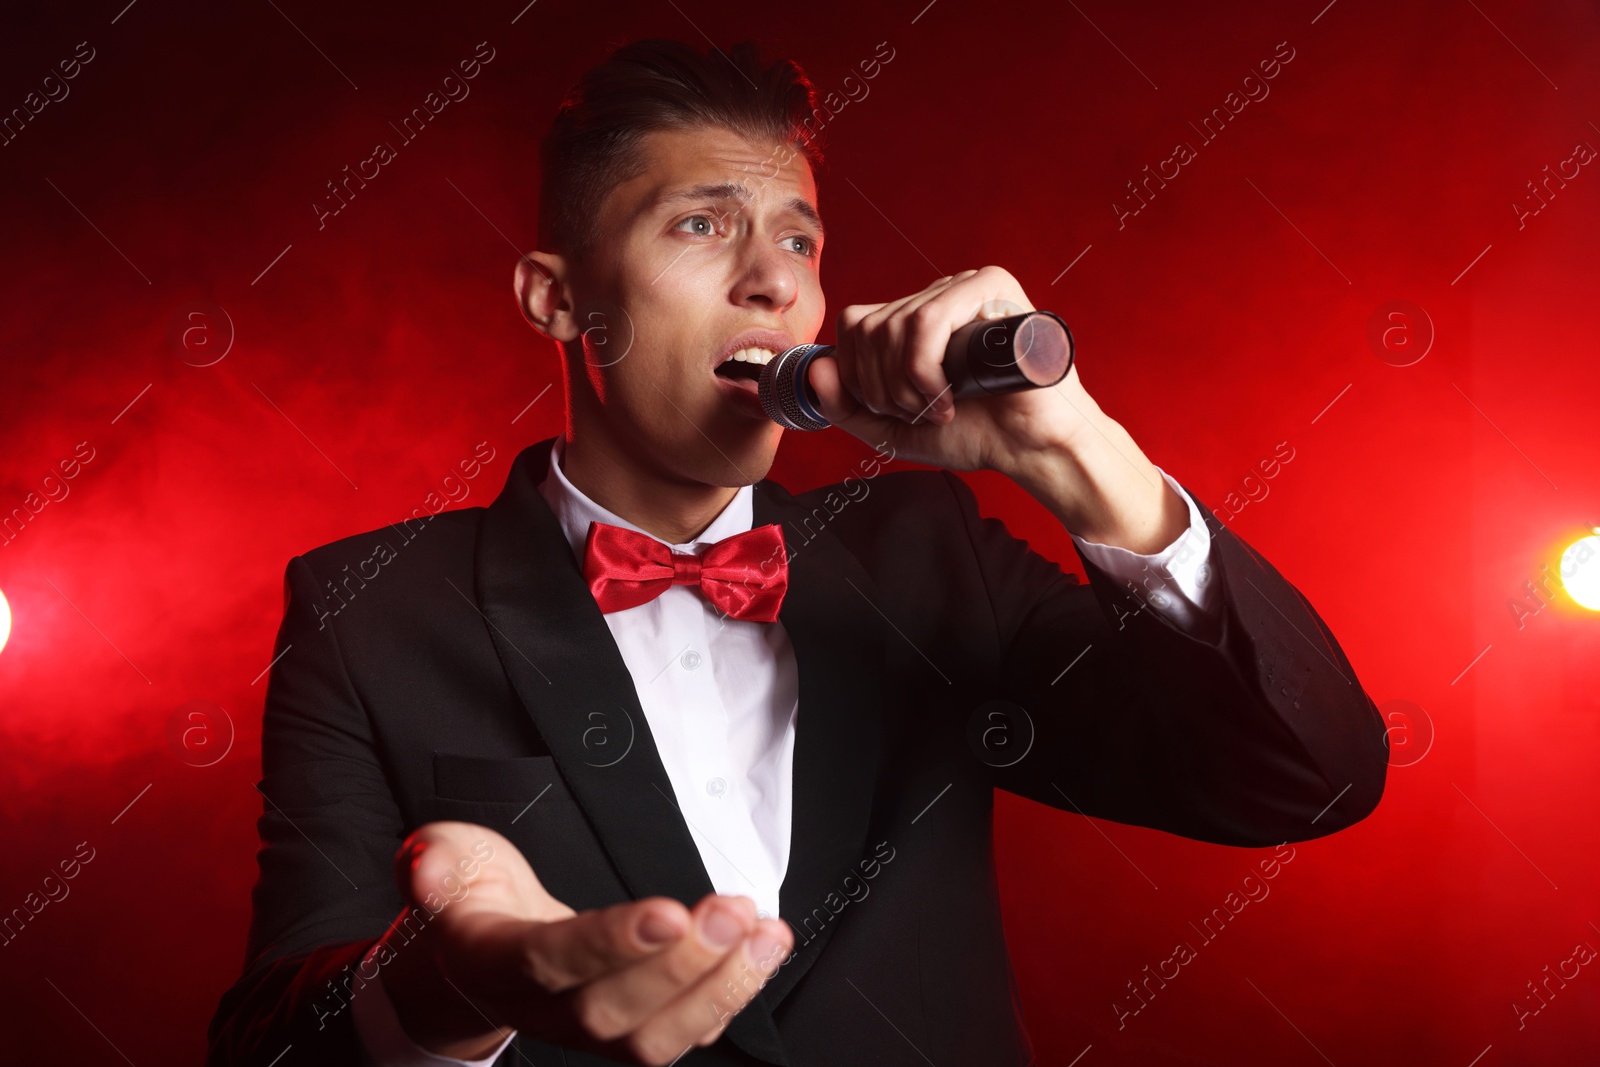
[0,587,10,656]
[1560,532,1600,611]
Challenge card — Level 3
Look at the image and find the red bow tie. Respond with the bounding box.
[582,521,788,622]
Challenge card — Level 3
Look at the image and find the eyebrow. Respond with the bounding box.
[655,181,825,239]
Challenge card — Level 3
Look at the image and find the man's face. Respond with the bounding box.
[564,125,826,488]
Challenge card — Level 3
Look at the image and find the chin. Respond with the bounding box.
[691,422,781,488]
[625,390,783,486]
[719,431,782,487]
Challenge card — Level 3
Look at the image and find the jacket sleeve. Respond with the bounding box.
[942,470,1388,846]
[207,554,409,1066]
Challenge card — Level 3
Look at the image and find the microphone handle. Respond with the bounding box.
[758,310,1074,432]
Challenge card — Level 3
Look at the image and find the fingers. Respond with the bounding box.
[832,300,885,414]
[646,916,792,1059]
[851,275,967,418]
[837,273,968,417]
[518,895,695,993]
[838,267,1027,423]
[394,823,699,994]
[853,307,942,422]
[854,290,936,419]
[392,827,796,1063]
[578,910,794,1064]
[563,895,762,1045]
[898,301,957,422]
[806,354,903,447]
[517,895,792,1065]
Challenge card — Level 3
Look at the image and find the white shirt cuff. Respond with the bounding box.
[351,940,518,1067]
[1069,467,1221,636]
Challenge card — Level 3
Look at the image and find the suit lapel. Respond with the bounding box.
[475,439,720,909]
[475,440,887,1055]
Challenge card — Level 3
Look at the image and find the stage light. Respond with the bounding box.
[1560,531,1600,611]
[0,587,10,657]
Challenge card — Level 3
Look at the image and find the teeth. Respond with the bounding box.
[726,347,777,365]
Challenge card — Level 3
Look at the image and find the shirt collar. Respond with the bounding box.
[537,436,754,563]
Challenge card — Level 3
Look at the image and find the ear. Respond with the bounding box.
[514,251,579,343]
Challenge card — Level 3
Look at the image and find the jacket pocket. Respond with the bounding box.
[427,752,625,909]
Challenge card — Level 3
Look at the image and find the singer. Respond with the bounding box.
[209,37,1387,1067]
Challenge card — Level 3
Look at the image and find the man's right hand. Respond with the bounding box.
[374,821,794,1065]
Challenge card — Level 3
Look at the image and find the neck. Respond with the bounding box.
[560,431,740,545]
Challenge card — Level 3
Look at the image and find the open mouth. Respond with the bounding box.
[713,347,778,385]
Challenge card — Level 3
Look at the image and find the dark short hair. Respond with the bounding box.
[537,38,825,264]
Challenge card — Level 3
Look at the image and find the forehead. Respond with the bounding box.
[608,126,818,224]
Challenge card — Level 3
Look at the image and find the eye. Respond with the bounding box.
[675,214,718,237]
[785,234,819,258]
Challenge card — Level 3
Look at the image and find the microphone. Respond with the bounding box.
[758,310,1074,431]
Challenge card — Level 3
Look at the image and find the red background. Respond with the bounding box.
[2,0,1598,1062]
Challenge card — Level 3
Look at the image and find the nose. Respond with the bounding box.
[729,236,798,313]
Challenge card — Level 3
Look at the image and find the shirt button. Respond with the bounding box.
[706,777,727,798]
[681,648,701,670]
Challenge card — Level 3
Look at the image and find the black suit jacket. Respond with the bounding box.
[208,437,1387,1066]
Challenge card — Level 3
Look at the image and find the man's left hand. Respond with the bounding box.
[806,265,1190,553]
[807,265,1097,477]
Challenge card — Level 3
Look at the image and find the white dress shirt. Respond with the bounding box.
[354,438,1221,1065]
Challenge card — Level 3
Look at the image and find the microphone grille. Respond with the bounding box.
[759,345,832,431]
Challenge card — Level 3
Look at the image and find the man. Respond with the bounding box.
[208,38,1386,1067]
